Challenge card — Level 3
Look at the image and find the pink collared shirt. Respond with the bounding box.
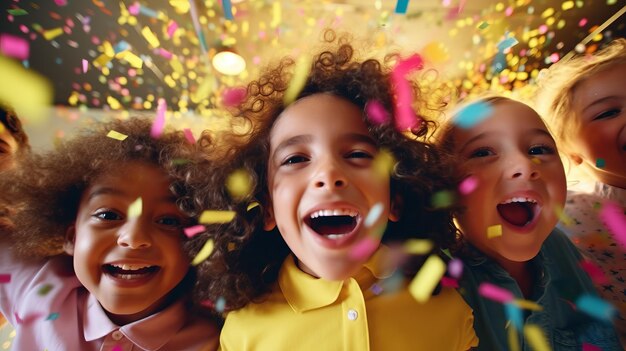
[0,244,219,351]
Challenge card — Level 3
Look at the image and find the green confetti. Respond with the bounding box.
[595,158,605,168]
[7,9,28,16]
[38,284,53,296]
[431,190,455,209]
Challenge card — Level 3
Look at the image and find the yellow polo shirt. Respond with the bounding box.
[220,248,478,350]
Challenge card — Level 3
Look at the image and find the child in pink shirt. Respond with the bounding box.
[0,118,219,351]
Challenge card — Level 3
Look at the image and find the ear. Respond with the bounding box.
[568,153,584,166]
[63,225,76,256]
[263,202,276,231]
[388,194,402,222]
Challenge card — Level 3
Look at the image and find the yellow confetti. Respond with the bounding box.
[247,202,259,211]
[523,324,550,351]
[554,205,574,226]
[0,56,52,124]
[372,149,395,179]
[116,51,143,69]
[93,54,113,68]
[561,1,574,10]
[141,26,161,48]
[127,197,142,218]
[43,27,64,41]
[107,96,122,110]
[283,55,312,105]
[507,326,521,351]
[226,169,252,199]
[106,130,128,141]
[227,242,236,251]
[408,255,446,303]
[270,2,281,28]
[531,157,541,164]
[513,298,543,311]
[422,41,450,63]
[191,239,214,266]
[487,224,502,238]
[199,210,236,224]
[403,239,433,255]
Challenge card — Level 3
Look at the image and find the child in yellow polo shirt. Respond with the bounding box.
[182,30,478,350]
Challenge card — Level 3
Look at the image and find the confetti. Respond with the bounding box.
[43,27,64,41]
[408,255,446,303]
[127,197,142,218]
[0,34,29,60]
[365,100,389,124]
[447,258,463,278]
[37,284,53,295]
[507,325,521,351]
[576,293,616,321]
[487,224,502,238]
[106,130,128,141]
[199,210,236,224]
[579,260,609,285]
[46,312,60,321]
[184,225,205,238]
[372,149,395,179]
[497,37,519,52]
[191,239,214,265]
[394,0,410,14]
[391,54,424,131]
[141,26,160,48]
[505,303,523,330]
[183,128,195,144]
[283,55,312,105]
[453,101,493,129]
[595,158,605,168]
[512,299,542,311]
[554,205,574,226]
[599,201,626,249]
[403,239,433,255]
[82,59,88,73]
[247,202,259,211]
[0,55,52,123]
[582,343,602,351]
[112,346,122,351]
[7,9,28,16]
[364,203,384,228]
[222,87,247,107]
[458,176,478,195]
[151,98,167,138]
[215,296,226,313]
[222,0,234,20]
[0,274,10,283]
[431,190,454,208]
[226,169,252,199]
[350,236,379,260]
[440,276,458,288]
[478,282,514,303]
[523,324,550,351]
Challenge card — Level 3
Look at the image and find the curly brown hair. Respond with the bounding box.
[0,117,206,259]
[181,30,462,311]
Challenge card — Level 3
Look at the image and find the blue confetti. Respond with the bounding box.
[453,101,493,129]
[497,37,519,52]
[395,0,410,14]
[222,0,234,20]
[505,303,523,331]
[215,296,226,313]
[576,294,616,321]
[46,312,59,321]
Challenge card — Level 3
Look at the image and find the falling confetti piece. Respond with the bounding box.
[391,54,424,130]
[394,0,410,14]
[523,324,550,351]
[458,176,478,195]
[141,26,160,48]
[14,312,42,325]
[477,21,489,29]
[127,197,142,218]
[576,293,616,321]
[579,260,609,285]
[46,312,59,321]
[497,37,519,52]
[183,128,195,144]
[364,203,384,228]
[112,345,122,351]
[37,284,53,295]
[0,34,29,60]
[372,149,395,179]
[151,98,167,138]
[365,100,389,124]
[43,27,64,41]
[422,41,450,63]
[431,190,454,208]
[447,258,463,278]
[440,276,458,288]
[247,202,259,211]
[408,255,445,303]
[487,224,502,238]
[222,0,234,20]
[191,239,214,265]
[582,343,602,351]
[599,201,626,249]
[283,55,312,105]
[167,21,179,38]
[595,158,605,168]
[199,210,236,224]
[0,274,10,283]
[513,299,542,311]
[82,59,88,73]
[215,296,226,313]
[478,282,514,303]
[222,87,247,107]
[0,55,52,123]
[106,130,128,141]
[505,303,523,330]
[453,101,493,129]
[403,239,433,254]
[350,236,379,260]
[116,51,143,69]
[184,225,205,238]
[226,169,252,199]
[7,9,28,16]
[554,205,574,226]
[508,325,521,351]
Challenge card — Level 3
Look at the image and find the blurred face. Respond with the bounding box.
[0,126,18,171]
[570,63,626,188]
[266,94,397,280]
[66,162,190,325]
[452,101,566,268]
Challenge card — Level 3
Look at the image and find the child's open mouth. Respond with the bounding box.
[304,209,359,241]
[103,263,160,281]
[496,197,540,228]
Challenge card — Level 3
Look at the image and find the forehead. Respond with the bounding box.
[270,94,368,143]
[88,162,170,192]
[572,62,626,109]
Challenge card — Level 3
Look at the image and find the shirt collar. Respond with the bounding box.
[279,246,395,313]
[83,293,188,350]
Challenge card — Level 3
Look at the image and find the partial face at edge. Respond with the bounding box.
[570,63,626,188]
[452,101,567,266]
[266,93,397,280]
[0,126,18,171]
[66,161,191,325]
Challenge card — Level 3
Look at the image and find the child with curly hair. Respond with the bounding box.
[535,38,626,345]
[182,31,478,350]
[437,95,621,350]
[0,117,219,350]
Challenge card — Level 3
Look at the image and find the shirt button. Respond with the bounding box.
[111,330,123,341]
[347,309,358,321]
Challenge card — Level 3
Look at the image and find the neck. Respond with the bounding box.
[498,259,534,298]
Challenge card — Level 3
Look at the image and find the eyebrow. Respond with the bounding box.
[271,133,377,158]
[459,128,554,153]
[582,95,618,114]
[87,186,176,203]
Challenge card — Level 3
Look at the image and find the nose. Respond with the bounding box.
[313,158,348,190]
[507,153,541,180]
[117,220,152,249]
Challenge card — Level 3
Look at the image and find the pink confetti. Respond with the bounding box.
[82,59,88,73]
[441,276,459,288]
[128,2,141,16]
[550,53,560,63]
[391,54,424,131]
[54,0,67,6]
[183,128,196,144]
[504,6,513,17]
[538,24,548,34]
[599,201,626,249]
[0,274,10,283]
[112,346,123,351]
[365,100,389,124]
[158,48,173,59]
[579,18,588,27]
[478,282,514,303]
[0,34,29,60]
[458,175,478,195]
[184,224,205,238]
[222,87,247,107]
[582,343,602,351]
[350,236,379,261]
[151,98,166,138]
[579,260,609,285]
[167,21,179,38]
[447,258,463,278]
[14,312,42,325]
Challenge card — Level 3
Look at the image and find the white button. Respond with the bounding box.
[111,330,123,341]
[347,309,358,321]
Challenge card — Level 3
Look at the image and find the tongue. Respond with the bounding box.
[312,216,355,235]
[497,203,532,227]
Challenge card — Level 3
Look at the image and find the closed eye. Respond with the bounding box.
[468,148,495,158]
[528,145,555,155]
[93,210,123,221]
[345,150,373,159]
[593,108,620,121]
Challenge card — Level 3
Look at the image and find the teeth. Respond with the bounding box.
[309,209,358,219]
[110,263,152,271]
[500,197,537,205]
[326,234,348,240]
